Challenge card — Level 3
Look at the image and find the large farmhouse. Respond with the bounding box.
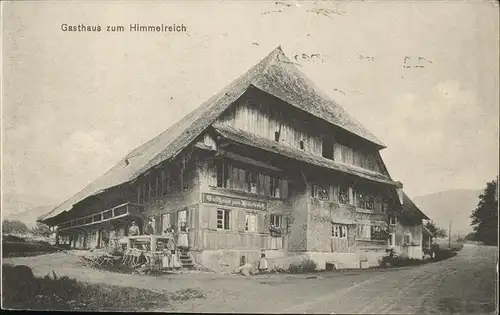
[40,46,430,271]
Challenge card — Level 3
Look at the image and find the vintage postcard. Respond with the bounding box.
[1,0,499,313]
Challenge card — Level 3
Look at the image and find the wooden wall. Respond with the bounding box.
[217,100,323,156]
[217,98,385,174]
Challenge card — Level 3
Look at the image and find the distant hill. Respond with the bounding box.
[413,189,483,237]
[4,205,54,228]
[1,192,56,228]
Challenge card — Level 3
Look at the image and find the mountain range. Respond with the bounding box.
[1,192,57,228]
[413,189,483,237]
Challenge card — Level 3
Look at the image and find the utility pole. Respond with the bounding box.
[448,220,452,249]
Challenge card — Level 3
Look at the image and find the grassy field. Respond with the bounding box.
[2,264,205,311]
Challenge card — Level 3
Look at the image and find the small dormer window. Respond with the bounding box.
[299,140,304,150]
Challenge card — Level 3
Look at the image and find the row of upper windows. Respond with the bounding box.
[216,209,285,233]
[136,167,186,205]
[209,161,289,198]
[333,223,396,241]
[272,131,380,173]
[311,183,389,211]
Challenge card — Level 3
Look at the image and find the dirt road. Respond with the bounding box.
[3,244,497,313]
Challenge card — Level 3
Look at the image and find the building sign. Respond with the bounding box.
[202,193,266,211]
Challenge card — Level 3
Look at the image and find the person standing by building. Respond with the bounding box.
[144,217,155,235]
[259,249,268,272]
[177,222,189,250]
[128,221,140,236]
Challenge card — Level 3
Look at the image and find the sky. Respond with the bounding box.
[2,0,499,215]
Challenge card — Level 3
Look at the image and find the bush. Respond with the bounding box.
[389,257,426,267]
[2,220,29,234]
[288,259,317,273]
[433,248,458,261]
[2,241,60,257]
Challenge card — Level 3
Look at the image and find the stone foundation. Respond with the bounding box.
[196,249,388,272]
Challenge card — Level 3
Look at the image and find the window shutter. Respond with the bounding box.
[208,209,217,231]
[283,215,289,234]
[237,210,246,232]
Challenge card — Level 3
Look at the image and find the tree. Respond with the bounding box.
[464,232,476,241]
[424,221,447,238]
[30,222,51,237]
[470,178,498,246]
[2,220,29,234]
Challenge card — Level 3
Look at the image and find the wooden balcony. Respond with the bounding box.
[58,202,144,231]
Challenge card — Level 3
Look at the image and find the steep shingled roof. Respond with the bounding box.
[40,46,386,224]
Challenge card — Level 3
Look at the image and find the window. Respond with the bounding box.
[365,195,375,210]
[357,224,371,239]
[322,137,334,159]
[299,140,304,150]
[214,161,287,198]
[274,131,280,142]
[371,226,388,240]
[270,214,283,228]
[312,184,329,201]
[246,171,258,193]
[355,190,375,210]
[232,166,246,191]
[338,184,350,204]
[270,176,280,197]
[382,200,390,212]
[341,145,353,164]
[217,209,231,230]
[216,161,231,188]
[245,213,257,232]
[404,233,412,245]
[388,215,397,225]
[332,224,347,239]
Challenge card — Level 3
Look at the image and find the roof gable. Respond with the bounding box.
[252,51,384,147]
[401,192,430,221]
[41,46,386,223]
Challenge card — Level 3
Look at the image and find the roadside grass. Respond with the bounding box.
[2,264,205,311]
[2,234,63,258]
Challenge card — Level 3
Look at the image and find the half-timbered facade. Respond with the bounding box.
[40,46,424,271]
